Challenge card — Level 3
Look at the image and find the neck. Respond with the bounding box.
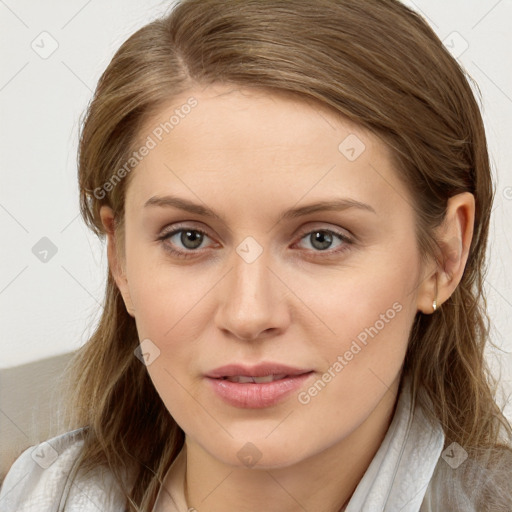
[183,377,400,512]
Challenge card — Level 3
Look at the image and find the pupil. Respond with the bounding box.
[312,231,332,250]
[182,230,203,249]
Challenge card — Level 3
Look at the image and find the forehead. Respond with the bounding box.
[126,84,411,219]
[138,84,375,157]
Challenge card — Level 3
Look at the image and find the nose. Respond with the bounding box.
[214,247,291,342]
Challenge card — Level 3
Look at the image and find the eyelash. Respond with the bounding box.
[156,224,354,260]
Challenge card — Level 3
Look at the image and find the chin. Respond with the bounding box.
[205,432,320,470]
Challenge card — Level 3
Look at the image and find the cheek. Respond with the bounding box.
[124,239,208,340]
[127,263,211,431]
[125,257,218,428]
[305,246,418,350]
[305,256,418,411]
[287,278,417,456]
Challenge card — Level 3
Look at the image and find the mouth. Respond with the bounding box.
[205,363,314,408]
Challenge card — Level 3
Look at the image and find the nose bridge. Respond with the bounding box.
[233,244,270,299]
[215,240,288,340]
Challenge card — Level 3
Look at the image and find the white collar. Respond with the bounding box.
[345,378,445,511]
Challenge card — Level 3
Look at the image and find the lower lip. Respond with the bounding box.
[206,373,314,409]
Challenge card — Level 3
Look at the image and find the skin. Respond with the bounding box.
[100,84,475,512]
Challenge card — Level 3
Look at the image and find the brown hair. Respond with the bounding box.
[61,0,511,509]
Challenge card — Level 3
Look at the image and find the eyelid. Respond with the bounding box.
[294,223,354,243]
[158,221,211,237]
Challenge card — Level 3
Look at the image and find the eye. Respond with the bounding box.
[294,228,352,255]
[157,226,214,259]
[157,224,354,260]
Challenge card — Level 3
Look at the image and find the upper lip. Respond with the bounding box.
[206,363,313,379]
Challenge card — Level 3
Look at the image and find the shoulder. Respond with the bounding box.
[422,444,512,511]
[0,428,127,511]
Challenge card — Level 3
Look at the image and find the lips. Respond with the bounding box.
[205,363,314,408]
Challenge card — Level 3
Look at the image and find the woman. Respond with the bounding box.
[1,0,511,510]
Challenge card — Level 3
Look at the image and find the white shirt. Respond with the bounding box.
[0,378,451,511]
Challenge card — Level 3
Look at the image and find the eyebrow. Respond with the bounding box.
[143,195,376,222]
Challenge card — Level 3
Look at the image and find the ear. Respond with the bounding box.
[416,192,475,314]
[99,206,136,317]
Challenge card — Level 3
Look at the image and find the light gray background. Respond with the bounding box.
[1,1,511,416]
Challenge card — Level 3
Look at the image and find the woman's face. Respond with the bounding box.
[112,84,430,468]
